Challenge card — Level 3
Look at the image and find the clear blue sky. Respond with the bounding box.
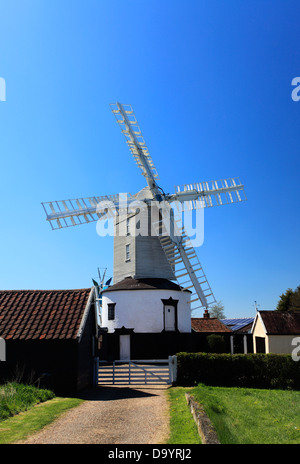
[0,0,299,318]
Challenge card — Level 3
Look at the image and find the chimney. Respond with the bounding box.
[203,309,210,319]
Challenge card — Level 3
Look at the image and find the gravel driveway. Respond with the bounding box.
[18,385,170,444]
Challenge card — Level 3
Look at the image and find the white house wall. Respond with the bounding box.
[268,335,297,355]
[102,289,191,333]
[252,314,269,352]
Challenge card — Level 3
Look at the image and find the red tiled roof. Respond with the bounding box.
[259,310,300,335]
[0,289,92,341]
[191,317,232,333]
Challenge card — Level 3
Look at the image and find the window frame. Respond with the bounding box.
[107,303,116,321]
[125,243,130,262]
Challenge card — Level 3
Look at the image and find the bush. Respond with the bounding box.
[0,382,55,421]
[176,352,300,390]
[207,334,227,353]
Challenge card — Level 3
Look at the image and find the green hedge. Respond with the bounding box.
[176,352,300,390]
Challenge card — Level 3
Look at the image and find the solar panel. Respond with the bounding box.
[221,318,254,332]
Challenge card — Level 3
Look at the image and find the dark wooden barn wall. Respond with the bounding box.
[76,302,97,391]
[0,304,97,394]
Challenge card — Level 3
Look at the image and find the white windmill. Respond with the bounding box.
[42,102,246,311]
[42,103,246,360]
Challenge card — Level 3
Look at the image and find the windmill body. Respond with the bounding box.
[42,103,246,360]
[113,187,175,283]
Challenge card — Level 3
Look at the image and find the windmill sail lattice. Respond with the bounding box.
[42,193,136,230]
[42,102,246,310]
[110,103,159,182]
[174,177,246,210]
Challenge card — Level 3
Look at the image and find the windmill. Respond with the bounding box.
[42,103,246,314]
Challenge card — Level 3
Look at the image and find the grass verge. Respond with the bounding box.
[192,384,300,444]
[0,382,55,421]
[167,387,201,444]
[0,396,83,443]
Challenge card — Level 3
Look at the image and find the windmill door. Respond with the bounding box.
[119,335,131,360]
[164,305,176,331]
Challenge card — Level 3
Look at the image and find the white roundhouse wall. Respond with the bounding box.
[101,289,191,333]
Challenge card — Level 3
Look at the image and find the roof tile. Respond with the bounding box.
[0,289,92,340]
[191,317,231,333]
[259,310,300,334]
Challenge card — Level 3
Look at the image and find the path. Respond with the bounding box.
[18,385,170,444]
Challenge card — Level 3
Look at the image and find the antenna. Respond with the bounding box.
[254,300,260,311]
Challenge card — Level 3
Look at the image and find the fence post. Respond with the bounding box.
[0,338,5,362]
[169,355,177,384]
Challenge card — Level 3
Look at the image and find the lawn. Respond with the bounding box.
[167,387,201,444]
[0,382,83,443]
[169,384,300,444]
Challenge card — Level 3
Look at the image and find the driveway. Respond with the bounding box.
[18,384,170,444]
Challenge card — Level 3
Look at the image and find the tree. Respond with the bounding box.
[276,286,300,311]
[209,300,226,319]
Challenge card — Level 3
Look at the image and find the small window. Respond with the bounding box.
[126,218,130,236]
[108,303,115,321]
[125,244,130,261]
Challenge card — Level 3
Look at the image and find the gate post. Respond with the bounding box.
[0,338,5,362]
[169,355,177,384]
[93,357,99,386]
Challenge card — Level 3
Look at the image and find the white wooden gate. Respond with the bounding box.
[97,357,177,386]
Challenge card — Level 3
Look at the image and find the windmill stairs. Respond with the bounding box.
[152,212,215,312]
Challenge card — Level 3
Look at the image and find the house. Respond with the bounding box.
[251,310,300,354]
[100,276,193,360]
[221,318,254,353]
[0,288,97,394]
[191,310,232,352]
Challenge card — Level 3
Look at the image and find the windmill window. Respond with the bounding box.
[126,218,130,236]
[108,303,116,321]
[125,244,130,261]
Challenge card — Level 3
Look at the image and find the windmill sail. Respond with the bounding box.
[42,103,246,312]
[173,177,246,210]
[110,102,160,183]
[42,193,131,230]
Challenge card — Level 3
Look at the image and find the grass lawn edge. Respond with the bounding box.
[0,396,84,444]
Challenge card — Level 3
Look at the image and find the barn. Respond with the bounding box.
[0,287,97,394]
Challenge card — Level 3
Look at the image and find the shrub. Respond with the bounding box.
[207,334,227,353]
[176,352,300,390]
[0,382,55,421]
